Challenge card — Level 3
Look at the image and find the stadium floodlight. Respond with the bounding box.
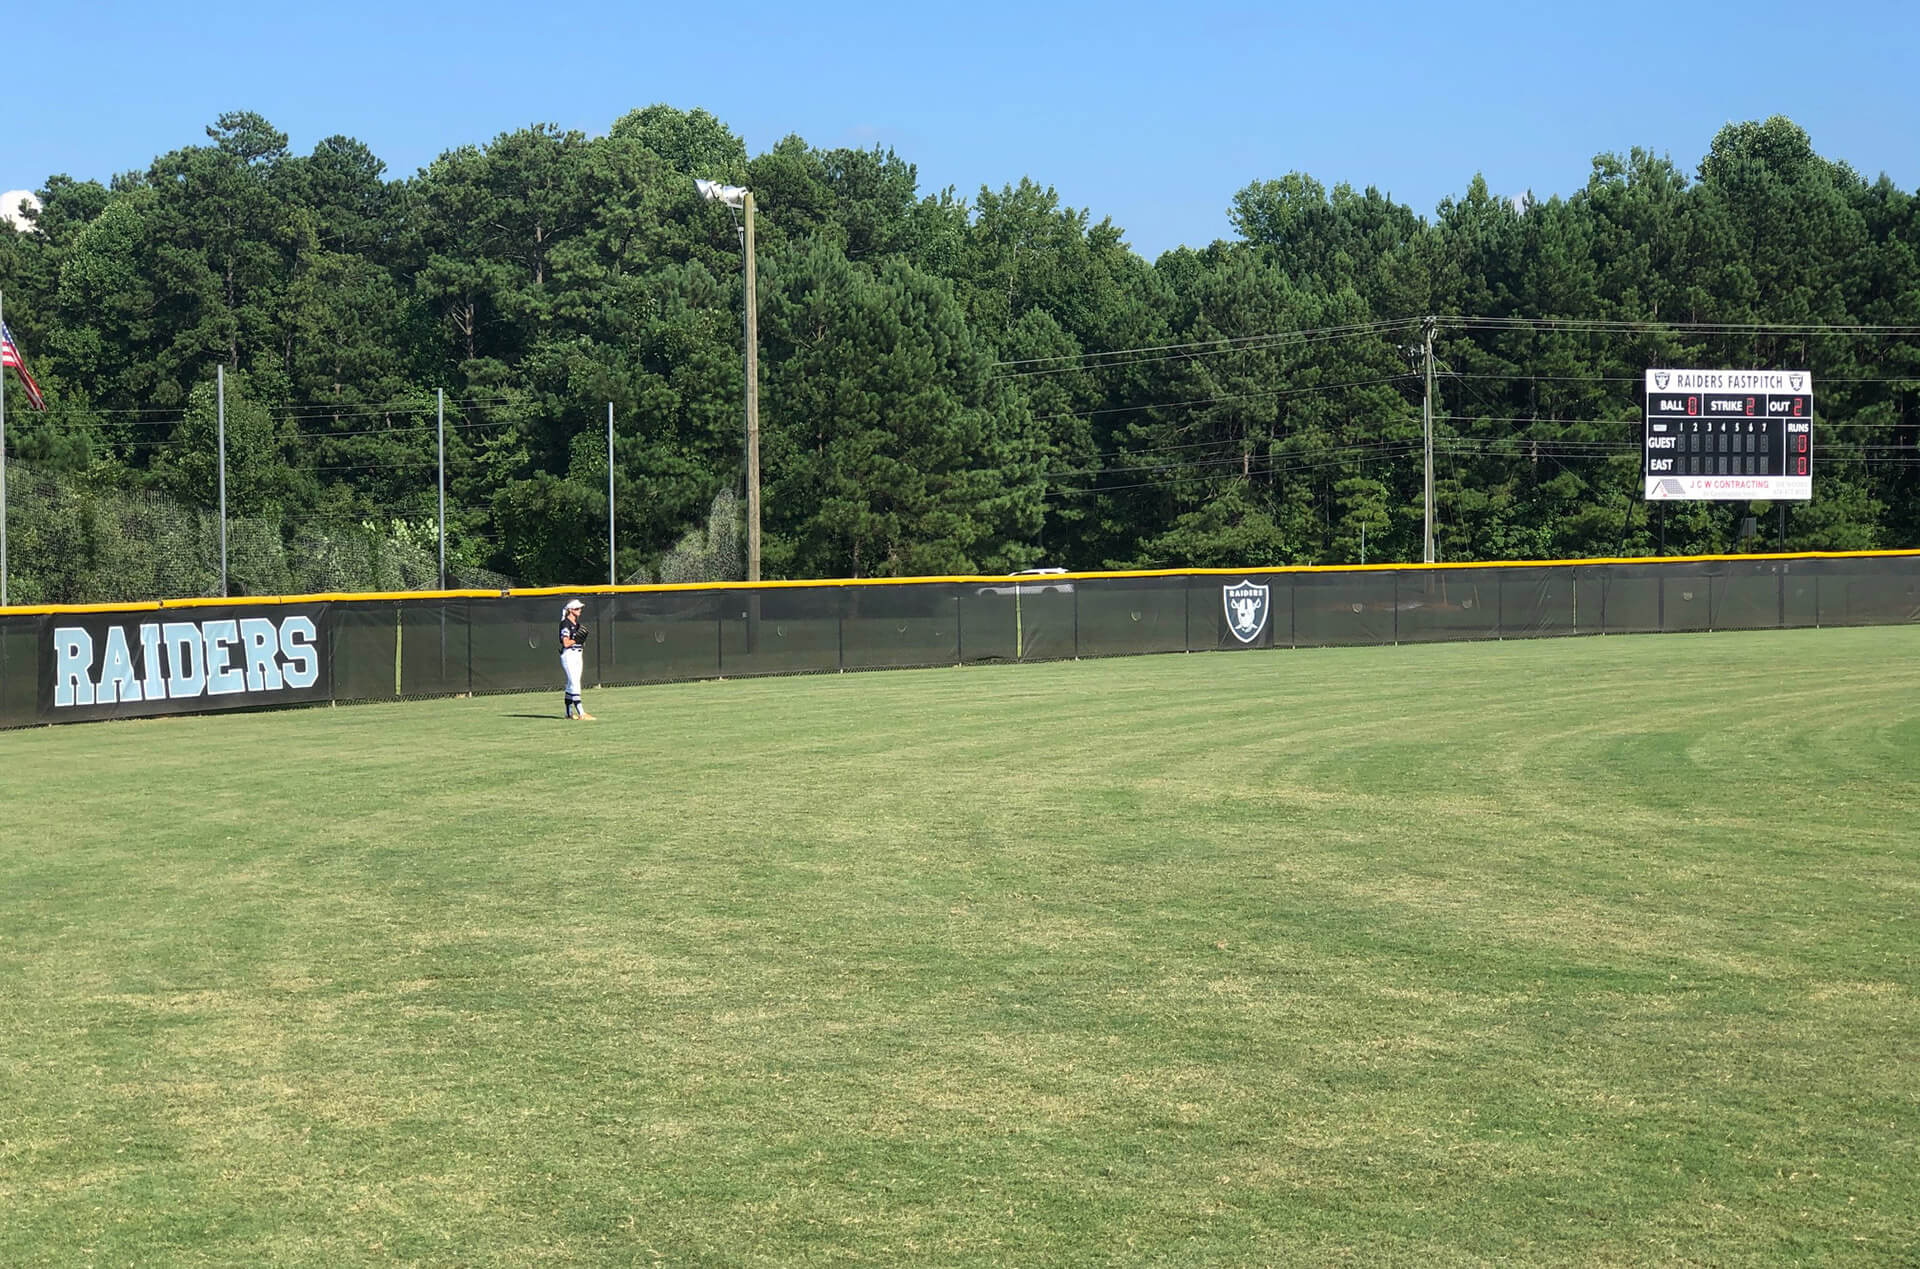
[694,179,750,210]
[696,177,760,585]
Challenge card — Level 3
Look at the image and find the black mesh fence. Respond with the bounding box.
[603,588,725,684]
[3,553,1916,728]
[1072,575,1189,659]
[1291,571,1396,647]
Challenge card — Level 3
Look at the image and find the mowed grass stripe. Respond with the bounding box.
[1,625,1916,1266]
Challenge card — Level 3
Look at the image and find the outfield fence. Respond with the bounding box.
[3,551,1918,729]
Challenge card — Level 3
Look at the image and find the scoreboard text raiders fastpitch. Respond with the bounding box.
[1643,368,1812,501]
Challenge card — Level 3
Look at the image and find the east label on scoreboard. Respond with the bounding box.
[1643,368,1813,501]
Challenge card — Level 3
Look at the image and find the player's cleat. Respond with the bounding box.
[576,711,596,721]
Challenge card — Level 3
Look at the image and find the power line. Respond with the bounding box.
[1045,436,1427,484]
[72,392,520,419]
[1045,441,1428,500]
[996,323,1416,382]
[1448,315,1920,337]
[1030,371,1416,426]
[994,314,1920,384]
[991,318,1413,374]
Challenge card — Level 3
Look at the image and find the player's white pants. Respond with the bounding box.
[561,648,584,703]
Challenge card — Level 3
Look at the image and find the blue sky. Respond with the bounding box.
[7,0,1917,260]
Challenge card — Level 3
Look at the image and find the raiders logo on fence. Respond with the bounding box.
[1222,580,1270,644]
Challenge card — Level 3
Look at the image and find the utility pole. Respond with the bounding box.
[742,192,760,584]
[694,179,761,584]
[1422,315,1436,564]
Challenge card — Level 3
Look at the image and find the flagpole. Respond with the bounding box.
[1,289,9,609]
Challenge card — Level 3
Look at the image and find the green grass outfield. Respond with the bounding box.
[2,626,1916,1266]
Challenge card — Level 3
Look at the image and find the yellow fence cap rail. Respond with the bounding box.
[3,548,1917,617]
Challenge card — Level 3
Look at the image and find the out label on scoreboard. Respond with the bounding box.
[1644,368,1812,501]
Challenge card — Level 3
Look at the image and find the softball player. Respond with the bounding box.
[559,599,594,720]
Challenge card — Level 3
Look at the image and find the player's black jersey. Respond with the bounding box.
[559,616,585,650]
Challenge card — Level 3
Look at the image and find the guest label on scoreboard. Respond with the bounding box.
[1644,369,1812,501]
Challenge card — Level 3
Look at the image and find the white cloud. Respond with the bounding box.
[1,189,41,231]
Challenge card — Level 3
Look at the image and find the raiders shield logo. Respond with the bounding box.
[1223,580,1270,644]
[1653,370,1670,391]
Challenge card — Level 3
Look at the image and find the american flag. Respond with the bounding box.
[1,319,46,411]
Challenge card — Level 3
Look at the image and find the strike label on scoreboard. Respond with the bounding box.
[1644,368,1812,501]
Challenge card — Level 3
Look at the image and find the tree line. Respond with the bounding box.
[0,107,1915,602]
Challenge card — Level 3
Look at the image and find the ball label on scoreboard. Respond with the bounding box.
[1644,368,1812,501]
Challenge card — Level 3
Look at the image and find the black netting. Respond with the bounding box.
[0,615,41,729]
[1396,570,1502,642]
[718,587,846,676]
[602,589,722,684]
[1500,567,1577,637]
[400,602,471,697]
[1578,565,1660,634]
[1782,563,1820,628]
[1661,567,1715,632]
[1073,576,1188,658]
[467,597,573,696]
[1810,556,1920,625]
[956,586,1018,663]
[6,554,1916,728]
[331,604,402,702]
[1713,560,1790,631]
[836,584,962,671]
[1290,572,1397,647]
[957,579,1078,662]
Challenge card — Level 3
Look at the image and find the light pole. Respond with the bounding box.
[1421,315,1436,565]
[696,178,760,584]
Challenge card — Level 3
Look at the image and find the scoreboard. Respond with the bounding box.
[1644,368,1813,501]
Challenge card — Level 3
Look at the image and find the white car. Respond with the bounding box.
[976,568,1073,596]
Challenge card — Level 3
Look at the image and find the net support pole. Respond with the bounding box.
[1,289,8,610]
[1421,315,1436,565]
[437,387,447,682]
[607,402,616,587]
[218,363,228,597]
